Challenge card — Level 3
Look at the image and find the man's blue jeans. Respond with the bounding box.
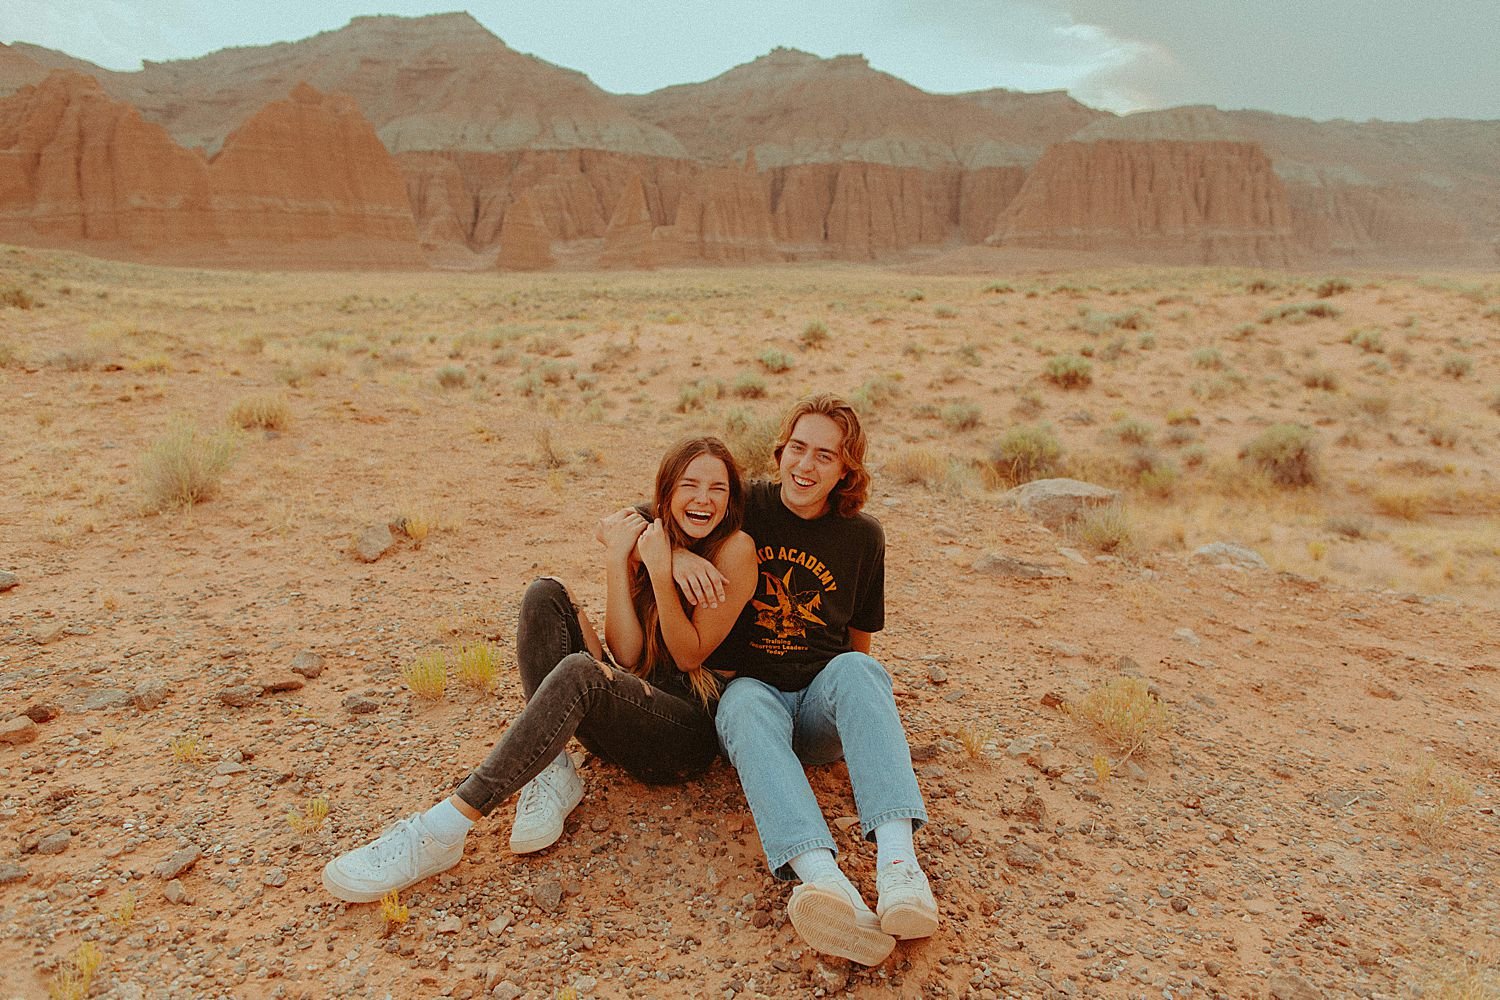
[715,652,928,880]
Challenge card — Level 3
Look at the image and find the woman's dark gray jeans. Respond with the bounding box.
[454,577,719,815]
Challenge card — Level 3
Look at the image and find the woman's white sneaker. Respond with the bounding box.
[508,752,584,854]
[322,813,463,903]
[786,879,896,966]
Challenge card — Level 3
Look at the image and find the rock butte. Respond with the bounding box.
[1,14,1497,270]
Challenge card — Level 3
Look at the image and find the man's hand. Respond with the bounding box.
[598,508,648,564]
[672,548,729,609]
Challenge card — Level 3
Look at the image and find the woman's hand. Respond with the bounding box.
[636,518,672,577]
[599,508,648,564]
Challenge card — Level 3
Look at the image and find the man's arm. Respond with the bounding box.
[671,548,729,609]
[849,628,872,654]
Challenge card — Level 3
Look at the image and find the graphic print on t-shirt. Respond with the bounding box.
[749,545,839,657]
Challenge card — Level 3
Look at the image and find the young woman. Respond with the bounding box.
[323,437,758,903]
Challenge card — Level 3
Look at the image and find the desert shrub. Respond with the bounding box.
[1325,515,1371,538]
[732,373,766,398]
[1190,347,1225,370]
[1354,393,1391,420]
[758,349,793,374]
[1245,277,1278,293]
[0,285,38,309]
[983,282,1014,294]
[676,378,723,412]
[934,305,958,319]
[1044,354,1093,389]
[1012,389,1044,419]
[1488,389,1500,415]
[1441,354,1474,379]
[1111,417,1153,446]
[47,942,102,1000]
[885,446,947,487]
[229,393,291,431]
[724,408,780,476]
[1426,423,1459,448]
[954,343,983,367]
[1136,331,1157,350]
[1316,277,1353,298]
[1347,328,1386,353]
[1260,301,1341,324]
[1242,423,1319,488]
[1069,675,1170,758]
[903,289,925,302]
[453,641,500,694]
[1084,308,1148,332]
[1300,367,1340,391]
[1373,489,1428,521]
[1397,761,1473,845]
[800,320,829,349]
[436,365,468,388]
[1072,503,1132,551]
[0,339,21,367]
[591,339,638,372]
[941,401,982,431]
[850,374,901,411]
[1391,346,1414,369]
[1181,444,1209,468]
[1163,425,1197,447]
[138,419,240,511]
[1133,454,1180,499]
[47,336,116,371]
[990,424,1062,484]
[402,651,447,701]
[1191,372,1247,400]
[1165,408,1198,426]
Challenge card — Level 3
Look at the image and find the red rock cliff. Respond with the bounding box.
[993,140,1295,265]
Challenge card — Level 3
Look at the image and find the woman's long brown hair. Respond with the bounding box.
[628,436,745,705]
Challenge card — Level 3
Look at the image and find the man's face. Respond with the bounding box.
[777,413,847,519]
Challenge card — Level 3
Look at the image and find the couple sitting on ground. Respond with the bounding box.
[322,393,936,965]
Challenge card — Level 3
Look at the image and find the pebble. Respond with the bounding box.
[131,678,171,711]
[217,685,259,708]
[163,879,191,904]
[1004,844,1044,871]
[0,863,29,884]
[487,914,512,937]
[589,816,610,832]
[36,831,71,855]
[1173,628,1201,646]
[260,673,306,694]
[532,880,563,913]
[0,716,38,744]
[82,689,132,712]
[24,703,60,723]
[354,524,395,563]
[1268,970,1324,1000]
[342,694,380,715]
[32,623,66,645]
[0,570,17,591]
[262,867,287,887]
[927,665,948,684]
[289,651,325,679]
[155,846,202,880]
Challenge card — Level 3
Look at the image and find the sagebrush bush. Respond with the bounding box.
[800,320,829,349]
[402,651,447,701]
[1190,347,1225,370]
[1072,504,1133,552]
[724,408,779,476]
[1348,328,1386,353]
[941,401,982,431]
[1044,354,1092,388]
[0,285,37,309]
[1441,354,1473,379]
[229,393,291,430]
[1316,277,1353,297]
[1242,424,1319,488]
[758,349,793,374]
[1112,418,1153,446]
[886,446,947,487]
[991,424,1062,484]
[1069,675,1170,758]
[139,420,239,511]
[733,373,766,398]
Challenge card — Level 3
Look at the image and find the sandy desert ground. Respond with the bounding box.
[1,244,1497,999]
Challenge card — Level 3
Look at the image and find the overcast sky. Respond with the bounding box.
[3,1,1498,122]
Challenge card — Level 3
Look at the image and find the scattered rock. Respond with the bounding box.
[436,914,462,933]
[290,651,325,678]
[23,703,60,723]
[82,689,132,712]
[532,880,563,913]
[487,914,513,937]
[155,846,201,880]
[342,694,380,715]
[1001,478,1120,528]
[1174,628,1202,646]
[1366,682,1400,700]
[36,830,71,855]
[218,685,259,708]
[971,553,1069,578]
[354,524,395,563]
[131,678,171,711]
[260,673,306,694]
[1039,691,1066,709]
[163,879,191,904]
[810,961,848,993]
[588,816,610,833]
[1191,542,1269,570]
[1004,844,1045,871]
[926,664,948,684]
[1268,970,1324,1000]
[1057,547,1088,565]
[32,623,66,645]
[0,863,29,885]
[0,716,39,744]
[0,570,17,592]
[491,983,523,1000]
[262,866,288,888]
[1016,794,1049,826]
[832,816,861,832]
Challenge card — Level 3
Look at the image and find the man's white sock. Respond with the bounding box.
[422,798,474,846]
[874,819,916,869]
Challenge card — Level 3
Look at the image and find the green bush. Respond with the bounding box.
[1190,347,1225,370]
[758,349,793,374]
[1242,424,1319,488]
[800,321,829,349]
[1347,328,1386,353]
[724,408,779,476]
[1441,354,1473,379]
[733,373,767,398]
[991,424,1062,484]
[941,402,982,432]
[1044,354,1093,389]
[1316,277,1353,298]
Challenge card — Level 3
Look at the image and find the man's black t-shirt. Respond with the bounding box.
[705,480,884,691]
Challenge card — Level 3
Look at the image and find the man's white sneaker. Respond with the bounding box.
[876,861,938,939]
[322,813,463,903]
[508,752,584,854]
[786,879,896,966]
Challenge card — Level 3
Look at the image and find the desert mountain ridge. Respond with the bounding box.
[1,13,1497,270]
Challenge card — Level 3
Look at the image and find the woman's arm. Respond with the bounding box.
[599,509,649,668]
[640,527,758,673]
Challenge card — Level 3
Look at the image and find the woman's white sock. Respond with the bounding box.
[874,818,916,869]
[422,798,474,846]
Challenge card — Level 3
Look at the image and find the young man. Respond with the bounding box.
[675,393,938,966]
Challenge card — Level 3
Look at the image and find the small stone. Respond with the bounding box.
[218,685,259,708]
[491,983,523,1000]
[811,961,848,993]
[1057,547,1088,565]
[950,825,972,845]
[259,673,306,694]
[1268,971,1324,1000]
[1173,628,1201,646]
[927,664,948,684]
[435,915,462,933]
[1004,844,1044,871]
[342,694,380,715]
[1245,899,1273,915]
[32,623,66,645]
[23,703,60,723]
[532,880,563,913]
[832,816,861,832]
[131,678,171,711]
[1191,542,1269,570]
[0,863,29,885]
[163,879,190,904]
[1203,960,1222,976]
[0,570,18,592]
[588,816,610,833]
[155,846,202,880]
[262,866,288,888]
[487,914,513,937]
[1047,640,1084,657]
[36,830,71,855]
[1366,682,1400,700]
[751,910,772,928]
[1171,897,1189,912]
[0,716,39,745]
[82,689,132,712]
[289,651,325,679]
[972,553,1068,579]
[1005,736,1037,757]
[354,524,395,563]
[1016,793,1048,826]
[1039,691,1066,709]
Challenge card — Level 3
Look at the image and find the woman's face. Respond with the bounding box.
[668,453,732,540]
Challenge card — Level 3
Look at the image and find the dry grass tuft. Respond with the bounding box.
[1071,503,1132,552]
[402,651,447,701]
[138,419,239,511]
[287,796,330,834]
[956,724,992,763]
[229,393,292,430]
[1241,424,1319,488]
[170,733,206,765]
[1397,760,1473,845]
[886,446,948,487]
[990,424,1062,484]
[1069,676,1171,759]
[724,409,780,477]
[453,640,500,694]
[379,890,410,935]
[47,942,103,1000]
[111,890,137,930]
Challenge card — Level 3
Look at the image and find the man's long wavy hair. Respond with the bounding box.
[630,436,745,705]
[772,393,870,517]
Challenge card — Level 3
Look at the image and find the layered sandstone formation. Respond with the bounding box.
[0,43,49,97]
[0,72,422,264]
[494,190,554,270]
[992,140,1295,265]
[600,175,655,268]
[0,72,221,247]
[652,163,779,264]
